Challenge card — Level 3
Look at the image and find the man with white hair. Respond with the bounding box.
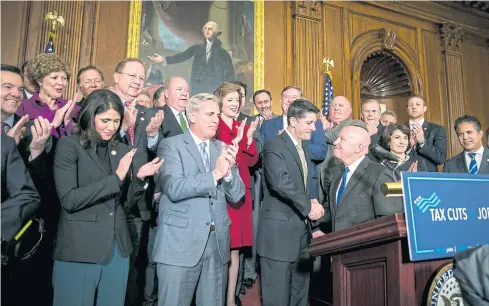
[153,93,244,306]
[149,21,235,95]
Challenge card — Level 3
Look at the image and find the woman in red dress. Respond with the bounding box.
[214,82,259,306]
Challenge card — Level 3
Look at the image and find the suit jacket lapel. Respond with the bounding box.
[183,131,205,173]
[87,146,110,176]
[209,138,220,171]
[479,148,489,174]
[456,152,469,173]
[330,167,344,216]
[109,143,124,175]
[339,157,369,203]
[281,133,306,191]
[276,116,284,132]
[164,104,183,134]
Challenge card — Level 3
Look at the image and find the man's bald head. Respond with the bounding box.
[329,96,352,124]
[333,124,370,166]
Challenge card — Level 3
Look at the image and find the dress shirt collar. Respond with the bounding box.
[3,114,14,128]
[409,119,425,128]
[345,155,365,175]
[188,128,210,150]
[168,104,188,125]
[285,129,300,147]
[283,115,288,129]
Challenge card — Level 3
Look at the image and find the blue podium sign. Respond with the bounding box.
[402,172,489,261]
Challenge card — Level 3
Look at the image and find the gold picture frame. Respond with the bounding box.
[126,0,264,93]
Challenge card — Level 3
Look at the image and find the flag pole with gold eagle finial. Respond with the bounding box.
[44,11,65,54]
[322,57,334,116]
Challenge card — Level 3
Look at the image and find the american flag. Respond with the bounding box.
[322,72,334,116]
[44,33,55,54]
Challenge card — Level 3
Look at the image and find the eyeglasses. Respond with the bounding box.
[119,72,146,83]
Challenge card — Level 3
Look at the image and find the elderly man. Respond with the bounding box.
[149,21,235,95]
[317,96,353,204]
[112,58,164,306]
[153,93,244,306]
[322,121,403,232]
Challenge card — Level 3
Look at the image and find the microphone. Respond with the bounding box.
[372,144,401,162]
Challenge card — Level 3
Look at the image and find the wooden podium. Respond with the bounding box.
[308,214,449,306]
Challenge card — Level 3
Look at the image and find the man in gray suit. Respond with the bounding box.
[153,93,245,306]
[323,121,403,232]
[443,115,489,174]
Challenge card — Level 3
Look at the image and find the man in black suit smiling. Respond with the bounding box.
[258,99,324,306]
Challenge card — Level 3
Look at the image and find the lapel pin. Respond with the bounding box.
[111,150,116,156]
[140,117,145,121]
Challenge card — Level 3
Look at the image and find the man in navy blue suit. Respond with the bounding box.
[260,86,326,200]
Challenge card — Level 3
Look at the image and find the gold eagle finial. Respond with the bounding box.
[323,57,334,75]
[45,11,65,31]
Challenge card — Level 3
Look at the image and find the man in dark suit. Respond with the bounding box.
[113,58,164,306]
[443,115,489,174]
[260,86,326,200]
[360,99,384,147]
[321,121,403,232]
[1,134,40,306]
[76,65,104,113]
[160,76,189,138]
[258,99,325,306]
[406,95,447,172]
[149,21,235,96]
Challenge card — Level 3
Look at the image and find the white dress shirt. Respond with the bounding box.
[465,146,484,173]
[188,128,232,184]
[168,104,188,129]
[336,155,365,201]
[282,115,288,130]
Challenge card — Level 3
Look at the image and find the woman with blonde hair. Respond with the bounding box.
[214,82,259,306]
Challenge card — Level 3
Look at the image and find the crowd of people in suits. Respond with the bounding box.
[2,51,489,306]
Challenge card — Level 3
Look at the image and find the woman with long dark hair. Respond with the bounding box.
[52,89,162,305]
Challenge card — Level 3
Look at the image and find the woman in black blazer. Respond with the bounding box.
[379,124,428,181]
[52,89,162,306]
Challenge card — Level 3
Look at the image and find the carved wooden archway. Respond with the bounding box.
[350,28,423,118]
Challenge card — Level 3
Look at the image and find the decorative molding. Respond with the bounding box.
[294,0,322,20]
[360,52,412,98]
[380,28,396,51]
[440,2,489,19]
[440,22,464,53]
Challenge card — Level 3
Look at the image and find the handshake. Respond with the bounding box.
[308,199,324,221]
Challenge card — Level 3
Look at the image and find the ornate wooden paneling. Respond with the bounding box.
[0,1,29,66]
[38,1,85,99]
[292,1,324,107]
[323,3,346,96]
[440,22,466,157]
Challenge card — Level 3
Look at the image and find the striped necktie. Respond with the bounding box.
[296,144,307,187]
[468,152,478,174]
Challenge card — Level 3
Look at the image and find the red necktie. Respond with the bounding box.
[124,101,135,146]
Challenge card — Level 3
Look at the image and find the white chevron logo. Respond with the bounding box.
[413,192,441,214]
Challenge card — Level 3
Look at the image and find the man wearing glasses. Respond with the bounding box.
[113,58,165,306]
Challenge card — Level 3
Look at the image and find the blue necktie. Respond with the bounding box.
[199,142,210,172]
[336,167,349,205]
[468,153,478,174]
